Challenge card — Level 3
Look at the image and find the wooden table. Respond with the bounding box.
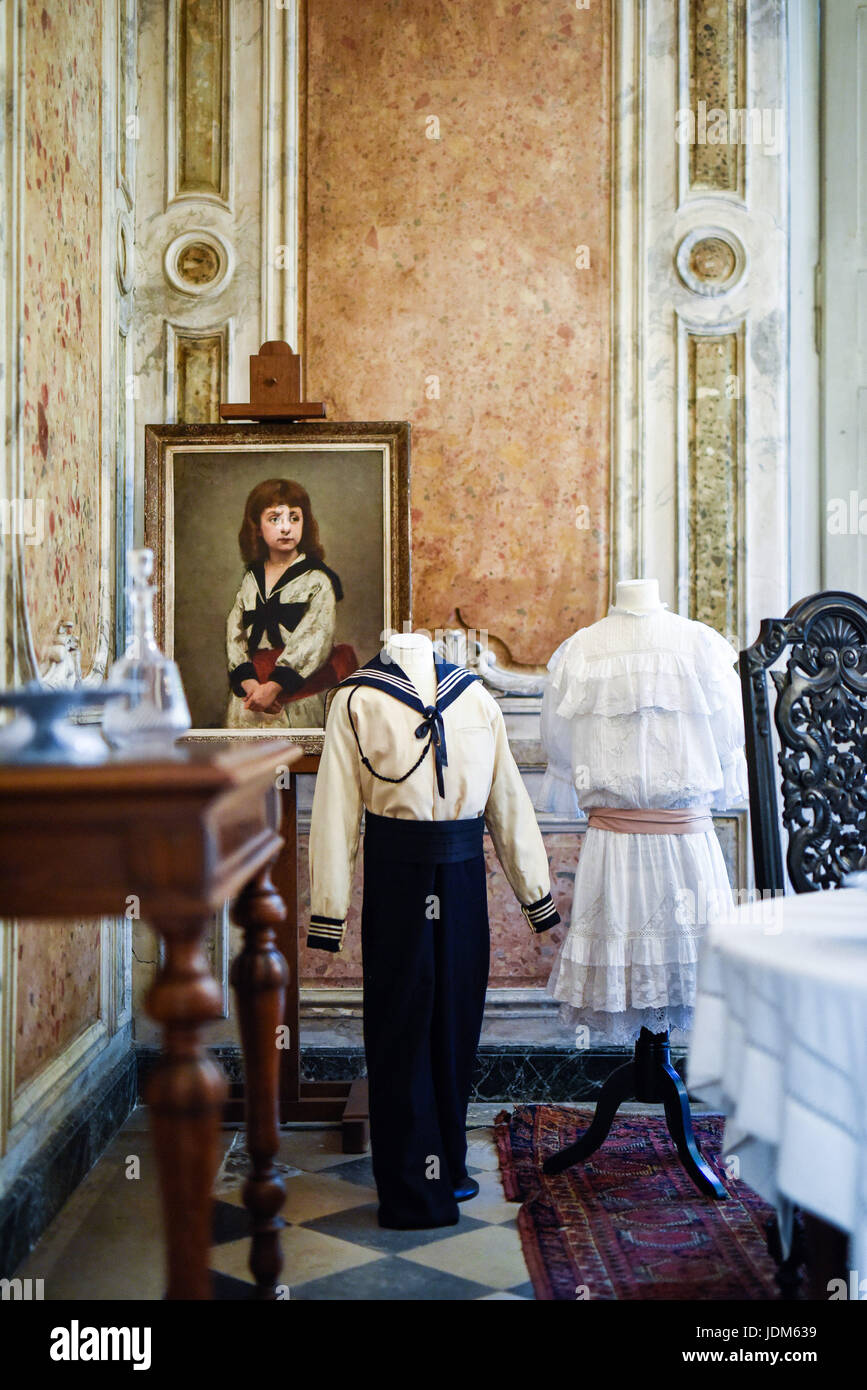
[0,740,301,1300]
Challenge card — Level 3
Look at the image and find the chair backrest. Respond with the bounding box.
[739,590,867,894]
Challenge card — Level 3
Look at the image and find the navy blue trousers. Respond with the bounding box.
[361,811,491,1228]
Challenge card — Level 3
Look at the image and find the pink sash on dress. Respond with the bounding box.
[586,807,713,834]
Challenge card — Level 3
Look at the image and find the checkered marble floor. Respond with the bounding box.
[209,1108,534,1300]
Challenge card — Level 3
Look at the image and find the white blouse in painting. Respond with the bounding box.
[537,607,749,1045]
[225,553,341,729]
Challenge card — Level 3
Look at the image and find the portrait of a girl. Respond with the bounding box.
[226,477,356,728]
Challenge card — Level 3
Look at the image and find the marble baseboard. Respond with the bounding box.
[134,1044,247,1096]
[135,1043,689,1106]
[298,1044,689,1103]
[1,1051,137,1279]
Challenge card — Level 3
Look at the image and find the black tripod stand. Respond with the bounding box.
[542,1026,727,1200]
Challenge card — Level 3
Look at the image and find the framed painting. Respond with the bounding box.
[144,420,412,747]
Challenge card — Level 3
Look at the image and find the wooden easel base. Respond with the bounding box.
[224,1078,369,1154]
[223,770,370,1155]
[280,1079,370,1154]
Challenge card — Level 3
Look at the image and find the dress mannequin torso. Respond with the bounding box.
[384,632,437,708]
[539,576,745,1197]
[610,578,665,616]
[538,582,749,1045]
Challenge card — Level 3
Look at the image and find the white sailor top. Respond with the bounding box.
[307,651,561,951]
[226,554,342,699]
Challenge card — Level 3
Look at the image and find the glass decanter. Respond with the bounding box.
[103,548,191,753]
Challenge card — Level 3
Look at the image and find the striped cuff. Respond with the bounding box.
[521,893,561,935]
[307,914,346,953]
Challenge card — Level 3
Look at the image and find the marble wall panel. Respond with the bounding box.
[174,0,227,200]
[1,0,136,1215]
[685,327,742,641]
[20,0,104,672]
[173,331,226,422]
[303,0,612,664]
[643,0,788,644]
[14,921,102,1091]
[687,0,746,195]
[12,0,107,1099]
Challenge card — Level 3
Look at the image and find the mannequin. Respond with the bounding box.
[307,633,560,1228]
[536,580,748,1194]
[383,630,437,708]
[610,577,665,616]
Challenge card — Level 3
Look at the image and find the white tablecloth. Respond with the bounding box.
[688,888,867,1274]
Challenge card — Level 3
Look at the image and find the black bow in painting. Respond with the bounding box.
[243,595,310,651]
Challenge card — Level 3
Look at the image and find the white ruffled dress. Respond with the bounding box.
[537,607,749,1045]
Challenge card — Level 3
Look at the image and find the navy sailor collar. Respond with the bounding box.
[250,554,344,602]
[335,649,480,714]
[333,650,481,798]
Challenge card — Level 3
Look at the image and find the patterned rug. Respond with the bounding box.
[494,1105,782,1301]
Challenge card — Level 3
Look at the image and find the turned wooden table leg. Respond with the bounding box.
[145,917,227,1301]
[230,859,291,1299]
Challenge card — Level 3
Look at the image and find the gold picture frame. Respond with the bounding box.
[144,420,412,749]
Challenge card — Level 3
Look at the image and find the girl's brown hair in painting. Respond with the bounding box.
[238,478,326,566]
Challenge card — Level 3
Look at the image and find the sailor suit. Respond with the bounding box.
[225,553,343,729]
[307,650,560,1228]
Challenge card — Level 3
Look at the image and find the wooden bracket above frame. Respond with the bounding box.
[219,340,327,421]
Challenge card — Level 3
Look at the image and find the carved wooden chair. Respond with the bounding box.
[738,588,867,1295]
[739,589,867,895]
